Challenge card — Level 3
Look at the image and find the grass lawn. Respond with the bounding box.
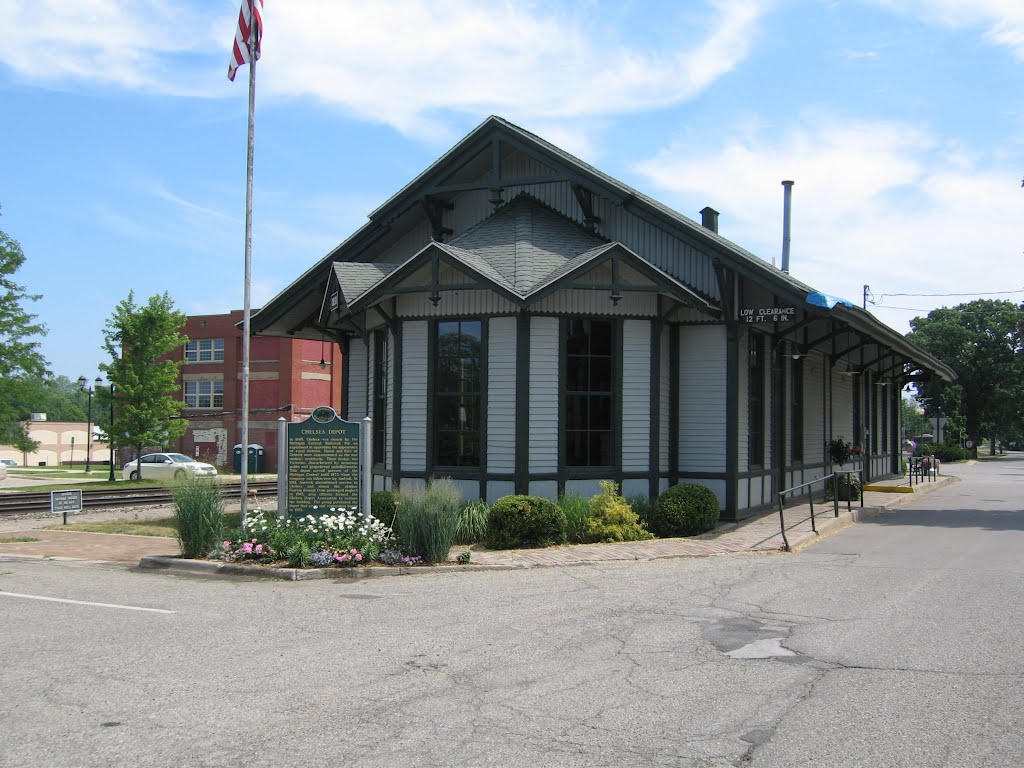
[48,512,242,538]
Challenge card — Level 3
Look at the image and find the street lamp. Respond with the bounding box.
[77,375,102,474]
[107,382,116,482]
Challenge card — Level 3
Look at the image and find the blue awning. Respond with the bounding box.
[807,292,855,310]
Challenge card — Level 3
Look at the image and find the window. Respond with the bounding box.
[790,356,803,462]
[373,330,388,465]
[870,380,879,453]
[434,320,482,467]
[748,334,765,467]
[184,380,223,409]
[185,339,225,363]
[565,319,613,467]
[880,387,889,452]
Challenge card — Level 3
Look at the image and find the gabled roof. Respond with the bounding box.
[252,115,952,382]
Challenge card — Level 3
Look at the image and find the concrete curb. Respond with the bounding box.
[138,555,537,580]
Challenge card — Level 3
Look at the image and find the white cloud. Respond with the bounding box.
[869,0,1024,59]
[0,0,768,133]
[633,113,1024,333]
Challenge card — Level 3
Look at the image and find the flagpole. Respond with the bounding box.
[239,2,257,528]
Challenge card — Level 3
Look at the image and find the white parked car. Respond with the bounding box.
[123,453,218,481]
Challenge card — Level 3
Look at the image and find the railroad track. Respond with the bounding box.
[0,481,278,515]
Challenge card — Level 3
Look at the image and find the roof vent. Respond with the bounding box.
[700,206,719,233]
[30,413,47,421]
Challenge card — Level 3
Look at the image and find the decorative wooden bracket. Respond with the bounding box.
[572,183,601,232]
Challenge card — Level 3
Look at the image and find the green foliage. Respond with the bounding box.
[99,291,187,478]
[918,442,969,463]
[287,540,312,568]
[585,481,653,543]
[486,495,567,550]
[172,476,225,559]
[627,495,653,530]
[908,300,1024,451]
[826,473,861,501]
[394,479,462,562]
[828,437,853,467]
[371,490,398,529]
[650,483,720,537]
[456,550,472,564]
[557,493,590,544]
[0,215,49,452]
[455,499,490,544]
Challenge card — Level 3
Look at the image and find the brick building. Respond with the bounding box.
[172,310,341,471]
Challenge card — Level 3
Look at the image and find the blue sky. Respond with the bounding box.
[2,0,1022,382]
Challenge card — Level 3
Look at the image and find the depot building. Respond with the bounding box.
[252,117,953,521]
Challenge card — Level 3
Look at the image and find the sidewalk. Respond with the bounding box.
[0,473,955,572]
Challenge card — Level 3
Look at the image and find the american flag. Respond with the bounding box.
[227,0,263,82]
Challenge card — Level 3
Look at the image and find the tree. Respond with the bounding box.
[906,300,1024,456]
[5,375,91,423]
[0,215,48,451]
[100,291,188,479]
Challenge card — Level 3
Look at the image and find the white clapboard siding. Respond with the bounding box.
[400,321,427,471]
[831,372,854,446]
[529,317,559,473]
[803,352,825,465]
[346,338,368,421]
[679,325,727,473]
[622,319,651,472]
[487,317,517,474]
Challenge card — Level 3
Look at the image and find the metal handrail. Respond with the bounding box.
[776,470,863,551]
[908,454,937,487]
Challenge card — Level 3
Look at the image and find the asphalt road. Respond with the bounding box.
[1,457,1021,767]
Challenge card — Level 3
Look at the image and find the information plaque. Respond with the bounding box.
[285,407,362,518]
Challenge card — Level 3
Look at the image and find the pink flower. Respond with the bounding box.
[350,548,358,555]
[223,541,231,548]
[355,553,363,562]
[254,544,264,554]
[241,542,253,554]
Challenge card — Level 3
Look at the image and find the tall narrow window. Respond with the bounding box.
[870,380,878,453]
[880,387,889,452]
[373,330,388,465]
[565,319,613,467]
[790,356,803,463]
[748,334,765,467]
[435,320,482,467]
[853,377,862,449]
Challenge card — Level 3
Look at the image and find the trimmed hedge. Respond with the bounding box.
[486,495,567,550]
[650,483,720,537]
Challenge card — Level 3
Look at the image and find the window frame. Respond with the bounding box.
[563,317,616,470]
[372,329,388,466]
[184,338,225,364]
[748,333,765,468]
[431,318,484,470]
[183,379,224,409]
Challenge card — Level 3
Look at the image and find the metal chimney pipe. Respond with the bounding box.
[781,180,794,274]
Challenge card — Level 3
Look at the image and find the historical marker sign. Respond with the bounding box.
[285,407,362,518]
[50,489,83,515]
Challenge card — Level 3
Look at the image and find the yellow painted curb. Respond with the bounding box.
[863,485,914,493]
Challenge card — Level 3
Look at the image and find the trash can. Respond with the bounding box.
[233,444,265,473]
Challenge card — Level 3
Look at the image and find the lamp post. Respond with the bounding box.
[77,375,103,474]
[107,382,116,482]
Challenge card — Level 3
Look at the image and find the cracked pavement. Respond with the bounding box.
[2,457,1022,767]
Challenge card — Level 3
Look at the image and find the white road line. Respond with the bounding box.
[0,591,175,614]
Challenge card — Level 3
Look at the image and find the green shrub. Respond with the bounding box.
[287,540,312,568]
[920,443,968,463]
[627,495,653,530]
[826,473,861,501]
[585,482,653,542]
[486,495,567,550]
[172,476,225,559]
[650,483,720,537]
[371,490,399,529]
[557,493,591,543]
[394,479,461,562]
[455,500,490,544]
